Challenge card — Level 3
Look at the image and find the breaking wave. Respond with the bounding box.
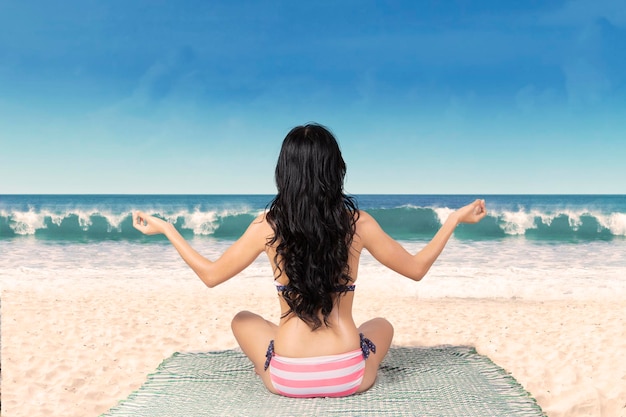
[1,205,624,242]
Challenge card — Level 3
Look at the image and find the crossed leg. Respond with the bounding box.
[232,312,393,395]
[356,317,394,393]
[231,310,279,393]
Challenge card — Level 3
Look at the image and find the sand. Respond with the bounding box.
[1,278,625,417]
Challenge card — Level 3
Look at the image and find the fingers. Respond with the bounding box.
[457,200,487,224]
[132,211,149,229]
[473,199,487,220]
[474,199,486,215]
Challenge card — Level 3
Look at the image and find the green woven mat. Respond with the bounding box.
[103,346,545,417]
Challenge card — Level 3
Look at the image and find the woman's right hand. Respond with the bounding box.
[132,211,172,235]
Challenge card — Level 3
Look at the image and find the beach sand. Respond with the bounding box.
[1,279,625,417]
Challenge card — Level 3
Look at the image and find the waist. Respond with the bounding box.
[274,326,360,357]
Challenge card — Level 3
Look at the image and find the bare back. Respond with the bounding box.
[263,212,367,357]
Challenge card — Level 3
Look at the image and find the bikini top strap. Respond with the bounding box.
[275,284,356,292]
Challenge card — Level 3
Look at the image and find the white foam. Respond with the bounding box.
[9,208,47,235]
[3,208,131,234]
[598,212,626,236]
[100,211,128,231]
[492,208,620,235]
[2,237,625,300]
[498,209,538,235]
[76,210,94,230]
[433,207,453,225]
[179,208,225,235]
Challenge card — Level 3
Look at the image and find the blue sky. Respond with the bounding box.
[1,1,624,194]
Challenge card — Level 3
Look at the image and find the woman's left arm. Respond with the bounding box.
[133,211,269,288]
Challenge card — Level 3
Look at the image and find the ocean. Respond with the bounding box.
[1,194,625,300]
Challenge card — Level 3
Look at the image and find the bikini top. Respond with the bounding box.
[275,282,356,292]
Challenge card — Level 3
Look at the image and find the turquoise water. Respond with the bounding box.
[1,194,625,300]
[1,194,624,241]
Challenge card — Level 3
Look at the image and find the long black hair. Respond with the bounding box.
[266,123,359,330]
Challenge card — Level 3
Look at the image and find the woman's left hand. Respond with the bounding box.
[454,199,487,224]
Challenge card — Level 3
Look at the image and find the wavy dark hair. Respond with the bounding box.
[266,123,359,330]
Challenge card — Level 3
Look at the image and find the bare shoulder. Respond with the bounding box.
[355,210,378,231]
[246,212,275,242]
[354,209,396,251]
[356,210,373,222]
[251,212,273,233]
[354,210,380,242]
[222,212,274,254]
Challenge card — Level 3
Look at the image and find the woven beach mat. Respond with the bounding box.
[103,346,545,417]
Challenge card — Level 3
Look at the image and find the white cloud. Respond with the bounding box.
[563,60,611,105]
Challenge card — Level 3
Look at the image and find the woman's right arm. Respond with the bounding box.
[358,199,486,281]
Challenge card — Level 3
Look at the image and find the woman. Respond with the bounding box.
[133,123,487,398]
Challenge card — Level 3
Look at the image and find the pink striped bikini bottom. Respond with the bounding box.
[264,333,376,398]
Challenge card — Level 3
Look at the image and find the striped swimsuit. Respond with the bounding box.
[265,283,377,398]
